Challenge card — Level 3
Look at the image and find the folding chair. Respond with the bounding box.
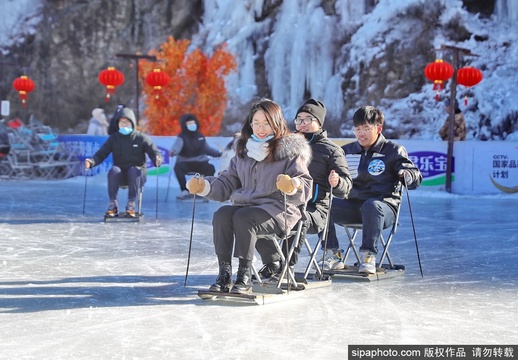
[253,211,306,291]
[6,149,37,179]
[302,232,328,280]
[31,127,80,179]
[104,177,145,222]
[300,205,336,281]
[254,204,333,291]
[198,222,307,305]
[344,183,405,271]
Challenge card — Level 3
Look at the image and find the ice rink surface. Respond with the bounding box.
[1,176,517,359]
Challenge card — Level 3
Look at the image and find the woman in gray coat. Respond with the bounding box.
[187,99,313,294]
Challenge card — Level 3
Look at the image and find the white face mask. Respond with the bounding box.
[187,124,197,132]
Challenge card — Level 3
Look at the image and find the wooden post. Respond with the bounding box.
[115,53,157,124]
[440,45,475,193]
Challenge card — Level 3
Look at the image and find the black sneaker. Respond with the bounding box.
[258,261,282,279]
[208,262,232,293]
[231,266,252,294]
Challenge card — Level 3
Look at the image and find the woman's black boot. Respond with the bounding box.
[208,261,232,293]
[231,266,252,294]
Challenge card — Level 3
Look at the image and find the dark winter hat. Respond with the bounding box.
[295,99,326,126]
[444,97,459,109]
[119,107,136,129]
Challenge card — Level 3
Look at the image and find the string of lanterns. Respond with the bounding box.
[424,58,483,104]
[8,66,170,109]
[12,60,478,109]
[97,66,170,102]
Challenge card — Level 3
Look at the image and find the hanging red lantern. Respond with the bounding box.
[424,59,454,101]
[145,68,171,99]
[457,66,483,105]
[12,75,35,108]
[98,67,125,102]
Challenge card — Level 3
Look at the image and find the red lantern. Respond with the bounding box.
[457,66,483,105]
[12,75,35,107]
[424,59,454,101]
[98,67,125,102]
[145,68,171,99]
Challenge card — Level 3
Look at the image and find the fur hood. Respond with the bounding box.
[275,133,312,166]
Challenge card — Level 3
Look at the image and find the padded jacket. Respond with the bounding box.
[204,133,313,235]
[304,130,352,232]
[343,133,422,212]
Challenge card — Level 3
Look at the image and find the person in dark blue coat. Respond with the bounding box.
[327,105,422,274]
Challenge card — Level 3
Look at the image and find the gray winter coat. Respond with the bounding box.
[204,133,313,234]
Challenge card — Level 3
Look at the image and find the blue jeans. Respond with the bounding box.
[325,198,396,254]
[107,166,146,203]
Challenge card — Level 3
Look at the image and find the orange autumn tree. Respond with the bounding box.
[139,36,237,135]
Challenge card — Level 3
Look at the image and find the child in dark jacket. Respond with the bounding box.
[85,107,162,217]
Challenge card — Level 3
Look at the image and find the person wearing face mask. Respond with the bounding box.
[84,107,162,217]
[185,98,312,294]
[255,99,353,277]
[169,114,222,200]
[326,105,422,274]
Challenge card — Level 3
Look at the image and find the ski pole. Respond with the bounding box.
[184,173,200,286]
[403,176,423,278]
[82,167,89,216]
[319,185,334,279]
[155,166,159,220]
[165,157,173,202]
[282,192,291,292]
[165,166,172,202]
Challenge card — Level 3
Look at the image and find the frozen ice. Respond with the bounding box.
[0,177,517,359]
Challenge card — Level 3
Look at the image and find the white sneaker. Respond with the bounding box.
[318,249,345,270]
[358,252,376,274]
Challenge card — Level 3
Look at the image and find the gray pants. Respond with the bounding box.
[213,205,282,264]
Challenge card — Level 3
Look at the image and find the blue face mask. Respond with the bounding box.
[187,124,197,132]
[119,127,133,135]
[251,134,274,143]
